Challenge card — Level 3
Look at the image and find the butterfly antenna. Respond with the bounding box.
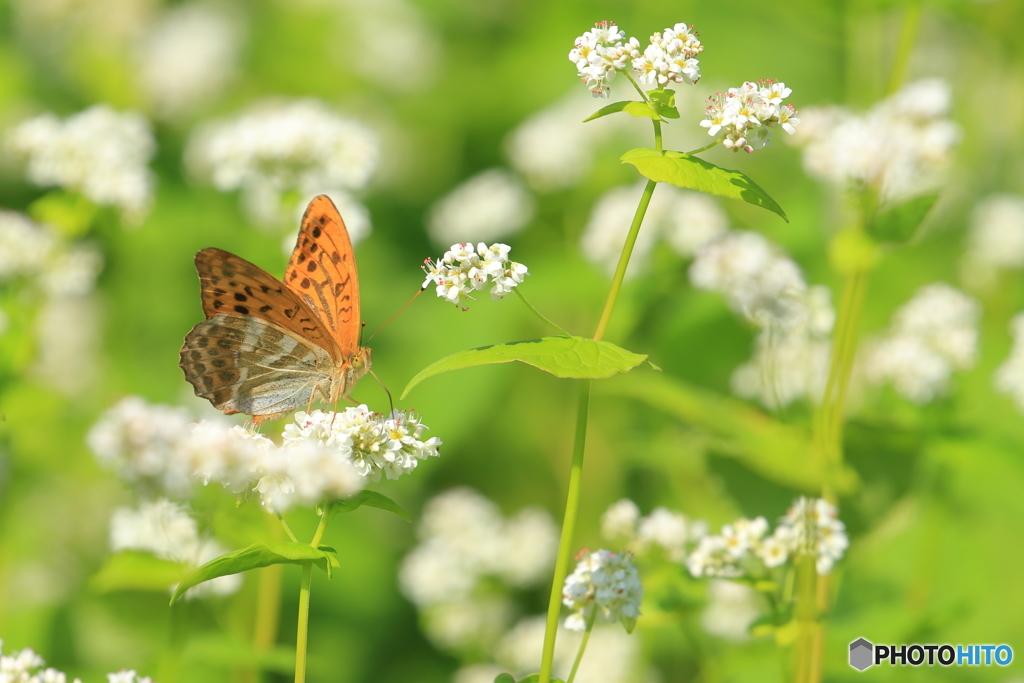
[366,287,425,343]
[369,369,395,416]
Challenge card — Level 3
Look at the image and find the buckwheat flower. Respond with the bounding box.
[0,641,85,683]
[690,231,810,330]
[426,169,534,247]
[185,99,379,225]
[0,211,56,280]
[137,3,242,120]
[568,21,639,98]
[863,283,980,403]
[633,23,703,87]
[687,535,744,578]
[109,498,241,598]
[792,79,958,202]
[282,407,440,483]
[700,80,799,153]
[601,498,641,542]
[637,507,689,561]
[420,595,513,654]
[701,579,761,640]
[962,194,1024,289]
[5,105,156,224]
[563,549,643,632]
[779,497,848,575]
[662,191,728,257]
[107,672,155,683]
[345,0,440,92]
[995,314,1024,414]
[496,508,559,587]
[756,528,791,568]
[422,241,529,308]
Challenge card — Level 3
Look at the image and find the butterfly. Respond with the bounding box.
[179,195,371,422]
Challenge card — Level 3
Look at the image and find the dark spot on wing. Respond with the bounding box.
[310,243,318,253]
[330,251,341,264]
[211,359,227,369]
[234,293,247,302]
[234,305,250,314]
[259,304,273,312]
[218,370,237,383]
[297,253,306,264]
[312,226,322,238]
[212,300,223,309]
[306,261,317,272]
[300,278,310,289]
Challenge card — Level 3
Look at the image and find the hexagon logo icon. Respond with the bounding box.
[850,638,874,671]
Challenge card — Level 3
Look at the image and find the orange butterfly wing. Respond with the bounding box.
[283,195,362,356]
[193,247,341,361]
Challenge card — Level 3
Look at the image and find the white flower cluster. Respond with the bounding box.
[88,398,441,511]
[110,498,241,599]
[700,579,762,641]
[962,194,1024,290]
[185,99,378,226]
[398,488,558,654]
[0,640,156,683]
[581,182,728,278]
[422,242,528,308]
[600,497,848,578]
[690,231,835,407]
[600,499,706,562]
[0,211,102,297]
[792,79,960,202]
[689,497,848,577]
[994,314,1024,414]
[426,169,535,246]
[281,408,441,483]
[568,21,703,98]
[137,4,242,120]
[5,105,156,225]
[700,80,800,153]
[562,549,643,633]
[862,283,980,403]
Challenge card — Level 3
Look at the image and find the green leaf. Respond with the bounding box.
[494,676,516,683]
[506,676,564,683]
[584,100,661,122]
[330,490,411,522]
[28,191,98,238]
[170,542,340,605]
[621,148,788,222]
[402,337,649,399]
[649,89,680,118]
[865,193,939,244]
[90,551,189,594]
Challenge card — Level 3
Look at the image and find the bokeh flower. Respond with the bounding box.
[562,548,643,632]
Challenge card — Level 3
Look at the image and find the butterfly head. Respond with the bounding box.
[331,346,372,401]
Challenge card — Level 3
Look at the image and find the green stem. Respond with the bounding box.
[294,503,335,683]
[887,0,923,96]
[592,179,657,342]
[538,380,591,683]
[276,512,299,543]
[566,611,597,683]
[515,288,573,337]
[294,563,312,683]
[684,139,723,155]
[623,71,651,102]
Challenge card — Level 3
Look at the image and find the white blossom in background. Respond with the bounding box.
[34,293,101,395]
[636,507,690,561]
[779,497,849,575]
[582,181,727,278]
[562,549,643,632]
[0,639,157,683]
[700,579,761,640]
[426,169,534,246]
[5,106,156,225]
[0,211,55,280]
[699,80,800,153]
[185,99,379,225]
[600,498,641,542]
[600,499,707,563]
[690,231,836,408]
[137,3,242,120]
[862,283,980,403]
[505,92,634,192]
[792,79,960,202]
[493,616,641,683]
[994,314,1024,414]
[110,498,241,598]
[962,194,1024,290]
[421,242,529,308]
[398,488,558,654]
[343,0,440,92]
[568,20,703,98]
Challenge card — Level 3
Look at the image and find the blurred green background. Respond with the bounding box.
[1,0,1024,681]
